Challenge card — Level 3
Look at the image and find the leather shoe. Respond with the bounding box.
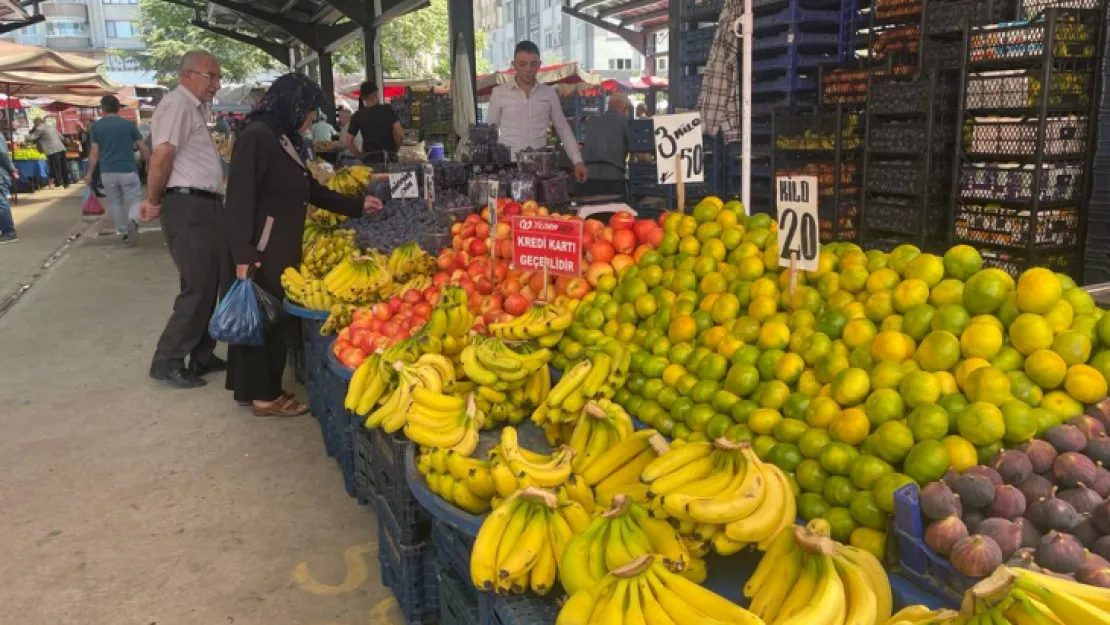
[189,356,227,377]
[150,367,207,388]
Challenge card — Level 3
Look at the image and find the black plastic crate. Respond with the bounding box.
[965,72,1092,111]
[954,202,1080,248]
[377,494,438,625]
[321,367,357,498]
[370,430,432,543]
[1085,246,1110,284]
[963,117,1089,156]
[969,8,1100,64]
[924,0,1016,36]
[681,26,716,65]
[866,160,950,195]
[864,198,929,235]
[921,39,964,70]
[353,423,374,505]
[630,119,654,151]
[958,162,1084,203]
[982,249,1077,279]
[682,0,725,19]
[868,121,954,153]
[1091,159,1110,202]
[680,74,703,109]
[488,592,563,625]
[438,564,482,625]
[432,520,476,586]
[871,75,956,114]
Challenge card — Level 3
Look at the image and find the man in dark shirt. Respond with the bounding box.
[578,93,631,197]
[345,81,404,167]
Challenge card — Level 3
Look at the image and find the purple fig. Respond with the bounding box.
[950,534,1004,577]
[1026,496,1081,533]
[976,518,1022,559]
[925,515,969,556]
[986,484,1027,519]
[1076,564,1110,588]
[1093,499,1110,534]
[1068,414,1107,440]
[991,450,1033,486]
[1084,551,1110,568]
[1057,484,1102,515]
[1093,535,1110,562]
[964,465,1004,487]
[964,508,987,534]
[953,473,996,509]
[1085,436,1110,466]
[1092,467,1110,498]
[943,468,960,487]
[1072,517,1101,549]
[1017,474,1055,504]
[1015,517,1041,549]
[1036,531,1087,574]
[1053,452,1099,488]
[1046,424,1088,453]
[920,481,962,521]
[1089,399,1110,430]
[1019,439,1058,474]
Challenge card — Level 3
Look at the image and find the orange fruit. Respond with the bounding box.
[943,245,983,280]
[916,331,961,372]
[1015,267,1062,314]
[1065,364,1108,403]
[1009,313,1054,355]
[668,314,698,343]
[963,269,1011,315]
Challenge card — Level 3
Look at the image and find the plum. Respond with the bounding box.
[1057,484,1102,516]
[1016,474,1055,504]
[986,484,1027,519]
[976,518,1022,559]
[950,534,1004,577]
[925,515,969,556]
[964,465,1004,487]
[1068,415,1107,440]
[1026,496,1082,533]
[1035,531,1086,574]
[952,473,996,509]
[920,481,962,521]
[1076,564,1110,588]
[991,450,1034,486]
[1053,452,1099,488]
[1045,424,1088,453]
[1019,439,1058,475]
[1014,517,1041,549]
[1093,499,1110,534]
[1085,436,1110,466]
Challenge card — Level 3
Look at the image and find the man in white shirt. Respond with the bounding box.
[311,111,337,142]
[486,40,588,183]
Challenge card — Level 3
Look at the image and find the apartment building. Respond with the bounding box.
[1,0,152,84]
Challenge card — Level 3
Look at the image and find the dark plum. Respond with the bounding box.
[1026,497,1082,533]
[985,485,1026,519]
[1056,485,1102,516]
[964,465,1004,487]
[1019,439,1058,475]
[1085,436,1110,466]
[1045,424,1088,453]
[976,518,1022,559]
[1053,452,1099,488]
[924,515,969,556]
[952,473,996,509]
[920,481,962,521]
[950,535,1004,577]
[1068,415,1107,440]
[991,450,1033,486]
[1015,517,1041,549]
[1035,531,1086,574]
[943,468,960,488]
[1076,565,1110,588]
[1016,474,1055,504]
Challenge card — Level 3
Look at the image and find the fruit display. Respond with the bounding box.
[325,164,373,196]
[886,564,1110,624]
[486,426,578,498]
[461,337,552,426]
[346,199,451,254]
[745,522,893,624]
[556,554,763,625]
[12,146,45,160]
[416,447,498,514]
[534,341,630,426]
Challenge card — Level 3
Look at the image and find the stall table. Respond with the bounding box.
[13,158,48,192]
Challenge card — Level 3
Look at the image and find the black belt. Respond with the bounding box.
[165,187,222,202]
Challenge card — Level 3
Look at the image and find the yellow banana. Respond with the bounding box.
[582,430,659,486]
[345,357,374,410]
[529,538,557,596]
[748,536,804,622]
[744,519,797,597]
[471,496,521,590]
[722,461,785,542]
[653,563,764,625]
[499,507,550,580]
[641,441,713,483]
[560,518,606,595]
[833,553,878,625]
[546,360,592,408]
[644,568,729,625]
[648,453,717,496]
[452,480,491,514]
[638,577,679,625]
[778,553,846,625]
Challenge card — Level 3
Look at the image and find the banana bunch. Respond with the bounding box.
[416,448,497,514]
[481,366,550,427]
[462,337,552,425]
[470,487,590,595]
[326,165,372,196]
[303,228,356,277]
[557,554,764,625]
[321,302,357,335]
[404,390,483,455]
[423,286,476,355]
[884,565,1110,625]
[534,340,630,425]
[565,399,635,472]
[560,495,690,596]
[577,429,668,503]
[646,439,796,555]
[283,266,336,311]
[307,206,349,227]
[390,274,433,297]
[386,243,435,282]
[745,524,892,625]
[487,426,576,497]
[489,302,573,346]
[323,253,393,303]
[364,353,456,432]
[345,354,392,415]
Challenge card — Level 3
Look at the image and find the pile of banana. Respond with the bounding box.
[324,252,393,303]
[281,267,336,311]
[307,206,348,227]
[534,341,631,425]
[320,303,358,335]
[423,286,476,356]
[560,495,691,596]
[416,448,497,515]
[326,165,373,196]
[644,439,796,556]
[461,337,552,426]
[348,353,456,432]
[404,389,484,455]
[385,243,435,283]
[302,228,356,277]
[557,554,763,625]
[746,523,892,625]
[488,303,574,346]
[390,274,433,297]
[565,399,635,472]
[470,487,590,595]
[487,427,575,498]
[576,429,668,504]
[885,565,1110,625]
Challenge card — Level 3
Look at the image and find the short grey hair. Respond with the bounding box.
[608,93,631,110]
[179,50,216,74]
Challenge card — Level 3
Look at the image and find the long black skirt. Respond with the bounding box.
[224,265,290,403]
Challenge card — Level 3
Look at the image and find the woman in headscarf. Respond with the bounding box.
[223,73,383,417]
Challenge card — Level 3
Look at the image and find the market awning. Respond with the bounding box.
[0,70,121,97]
[0,42,102,74]
[0,0,29,22]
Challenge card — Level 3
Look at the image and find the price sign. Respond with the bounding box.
[487,180,499,227]
[775,176,820,272]
[653,112,704,184]
[389,171,418,198]
[423,164,435,206]
[511,216,584,277]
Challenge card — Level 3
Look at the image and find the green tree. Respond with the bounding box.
[125,0,278,85]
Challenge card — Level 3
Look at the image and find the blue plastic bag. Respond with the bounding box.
[209,278,265,346]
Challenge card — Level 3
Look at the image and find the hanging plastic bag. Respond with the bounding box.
[252,280,282,329]
[81,186,104,216]
[208,278,264,346]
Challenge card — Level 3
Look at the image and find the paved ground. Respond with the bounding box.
[0,188,397,625]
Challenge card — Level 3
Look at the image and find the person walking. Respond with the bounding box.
[141,50,226,389]
[223,74,383,416]
[344,81,404,167]
[85,95,150,244]
[0,127,19,243]
[28,117,70,189]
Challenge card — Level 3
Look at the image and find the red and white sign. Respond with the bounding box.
[510,216,583,277]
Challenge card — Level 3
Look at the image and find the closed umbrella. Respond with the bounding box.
[452,32,476,158]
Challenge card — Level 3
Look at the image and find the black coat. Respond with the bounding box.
[223,117,362,295]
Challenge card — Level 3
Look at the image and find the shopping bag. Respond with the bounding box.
[81,186,104,216]
[208,278,265,346]
[252,280,283,328]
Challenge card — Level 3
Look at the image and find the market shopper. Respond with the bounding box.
[223,74,382,417]
[345,81,404,167]
[0,127,19,243]
[142,49,227,389]
[28,117,70,189]
[486,40,589,183]
[578,93,631,197]
[85,95,151,244]
[311,110,338,142]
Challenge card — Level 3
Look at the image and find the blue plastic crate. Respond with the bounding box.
[753,50,838,74]
[370,429,432,543]
[753,73,817,94]
[681,26,717,65]
[753,29,840,53]
[432,520,476,585]
[438,564,485,625]
[682,0,724,19]
[488,592,563,625]
[755,5,842,32]
[377,494,438,624]
[353,421,374,505]
[629,162,658,186]
[630,119,654,151]
[320,366,357,497]
[892,483,969,608]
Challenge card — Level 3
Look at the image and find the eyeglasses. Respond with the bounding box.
[190,70,223,82]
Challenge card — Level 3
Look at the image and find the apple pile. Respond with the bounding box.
[332,286,439,368]
[431,200,665,326]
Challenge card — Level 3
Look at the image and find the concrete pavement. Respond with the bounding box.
[0,188,398,625]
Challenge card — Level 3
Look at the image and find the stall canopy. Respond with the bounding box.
[0,42,102,74]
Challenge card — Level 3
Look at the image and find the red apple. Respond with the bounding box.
[423,286,439,301]
[612,229,637,255]
[403,289,423,304]
[414,302,433,318]
[504,293,530,316]
[564,278,592,299]
[497,239,513,259]
[476,276,494,295]
[502,277,522,295]
[468,238,489,256]
[380,321,399,336]
[436,251,455,271]
[584,219,606,238]
[426,291,441,307]
[527,271,546,295]
[373,303,392,321]
[588,240,615,263]
[493,261,509,282]
[488,293,504,310]
[641,225,664,248]
[610,212,635,230]
[633,219,657,243]
[611,254,635,275]
[461,223,476,239]
[585,261,615,286]
[495,222,512,240]
[464,213,482,225]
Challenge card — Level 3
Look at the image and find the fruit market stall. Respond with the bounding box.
[11,144,48,191]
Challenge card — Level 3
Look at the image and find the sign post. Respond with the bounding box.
[423,163,435,210]
[487,180,499,283]
[654,112,702,212]
[511,216,584,302]
[775,176,820,284]
[388,171,418,199]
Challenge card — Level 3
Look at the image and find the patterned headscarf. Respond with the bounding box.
[249,73,326,146]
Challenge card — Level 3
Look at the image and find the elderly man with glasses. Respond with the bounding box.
[142,49,227,389]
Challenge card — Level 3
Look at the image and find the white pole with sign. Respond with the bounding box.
[653,112,705,186]
[424,163,435,209]
[776,175,820,274]
[389,171,419,199]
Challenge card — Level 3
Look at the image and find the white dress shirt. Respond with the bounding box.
[151,86,223,192]
[486,81,583,165]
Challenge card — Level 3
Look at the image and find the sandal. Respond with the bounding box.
[252,396,309,417]
[238,390,295,407]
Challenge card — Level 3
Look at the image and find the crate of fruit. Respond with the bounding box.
[871,74,956,114]
[958,162,1084,202]
[1018,0,1100,20]
[963,117,1088,156]
[954,201,1079,247]
[969,10,1099,63]
[868,121,954,153]
[925,0,1017,35]
[875,0,922,21]
[965,72,1092,111]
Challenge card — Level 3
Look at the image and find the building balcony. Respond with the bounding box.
[40,2,89,20]
[44,35,92,49]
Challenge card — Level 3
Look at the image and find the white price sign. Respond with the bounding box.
[776,176,820,272]
[487,180,499,226]
[389,171,419,199]
[424,164,435,206]
[652,112,705,185]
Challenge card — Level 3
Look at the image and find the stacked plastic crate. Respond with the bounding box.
[559,91,604,143]
[951,6,1102,278]
[678,0,723,111]
[1086,1,1110,282]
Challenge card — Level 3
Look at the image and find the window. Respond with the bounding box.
[45,21,88,37]
[657,57,668,71]
[106,54,140,71]
[105,20,138,38]
[609,58,634,70]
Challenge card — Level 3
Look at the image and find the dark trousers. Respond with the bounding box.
[47,151,69,188]
[225,266,288,403]
[575,178,626,198]
[152,193,221,371]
